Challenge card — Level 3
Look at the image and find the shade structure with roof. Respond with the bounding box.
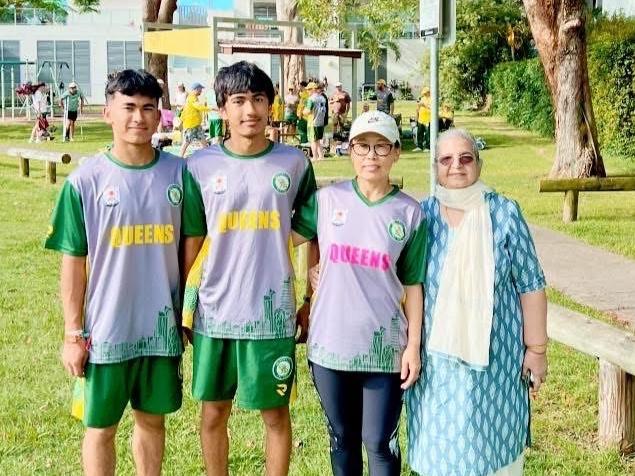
[142,17,363,119]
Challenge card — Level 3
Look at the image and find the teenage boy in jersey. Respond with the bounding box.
[45,69,184,475]
[182,60,316,476]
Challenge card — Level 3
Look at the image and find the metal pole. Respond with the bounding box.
[429,36,440,196]
[279,54,284,99]
[430,36,439,196]
[351,29,358,120]
[11,67,15,120]
[212,17,218,79]
[1,67,5,121]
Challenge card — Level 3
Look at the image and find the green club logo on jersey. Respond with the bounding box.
[166,184,183,207]
[388,219,406,242]
[272,356,293,381]
[272,172,291,194]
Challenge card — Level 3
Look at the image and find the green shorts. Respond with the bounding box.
[78,356,182,428]
[308,126,325,142]
[192,334,296,410]
[208,118,223,138]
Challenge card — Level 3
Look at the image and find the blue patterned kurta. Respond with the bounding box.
[406,192,546,476]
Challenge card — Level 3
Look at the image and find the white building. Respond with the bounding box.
[0,0,425,105]
[589,0,635,16]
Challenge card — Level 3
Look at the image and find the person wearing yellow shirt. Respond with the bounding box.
[413,87,431,152]
[296,81,309,144]
[269,85,285,142]
[440,103,454,132]
[180,82,210,157]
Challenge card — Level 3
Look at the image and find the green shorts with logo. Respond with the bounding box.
[192,334,295,410]
[78,356,182,428]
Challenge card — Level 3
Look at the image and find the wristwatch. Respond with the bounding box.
[65,329,86,344]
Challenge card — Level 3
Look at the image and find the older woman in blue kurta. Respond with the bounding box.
[406,129,548,476]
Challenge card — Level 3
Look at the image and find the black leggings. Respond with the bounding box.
[310,362,404,476]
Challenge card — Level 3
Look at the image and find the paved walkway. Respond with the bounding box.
[530,224,635,328]
[410,191,635,328]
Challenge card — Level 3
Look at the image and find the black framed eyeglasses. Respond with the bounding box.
[350,142,394,157]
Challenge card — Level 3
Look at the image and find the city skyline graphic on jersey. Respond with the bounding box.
[196,276,296,339]
[90,306,182,362]
[310,312,402,372]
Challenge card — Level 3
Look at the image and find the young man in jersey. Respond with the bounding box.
[45,69,185,475]
[182,60,316,476]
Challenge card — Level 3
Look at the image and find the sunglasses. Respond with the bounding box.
[436,154,476,167]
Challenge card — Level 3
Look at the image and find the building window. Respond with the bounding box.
[253,3,276,20]
[107,41,142,74]
[305,56,319,81]
[37,40,91,96]
[271,55,280,86]
[0,41,20,102]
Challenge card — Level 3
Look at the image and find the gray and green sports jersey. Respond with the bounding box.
[293,179,427,373]
[45,150,185,364]
[183,141,316,340]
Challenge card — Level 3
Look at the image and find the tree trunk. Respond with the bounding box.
[522,0,606,178]
[143,0,178,109]
[276,0,305,90]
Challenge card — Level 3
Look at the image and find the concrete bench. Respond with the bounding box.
[539,176,635,223]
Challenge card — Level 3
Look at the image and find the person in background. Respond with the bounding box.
[174,82,187,116]
[179,82,210,157]
[413,87,431,152]
[329,81,351,137]
[406,128,548,476]
[304,82,328,161]
[283,85,299,140]
[205,80,224,145]
[30,83,49,143]
[440,102,454,132]
[375,79,394,116]
[296,81,309,144]
[269,83,284,142]
[59,82,85,142]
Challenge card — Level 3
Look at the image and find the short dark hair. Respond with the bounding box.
[105,69,163,103]
[300,81,308,87]
[214,61,274,108]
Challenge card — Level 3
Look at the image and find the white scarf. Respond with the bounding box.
[427,180,495,369]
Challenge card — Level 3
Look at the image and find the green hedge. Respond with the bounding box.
[488,59,554,137]
[489,20,635,159]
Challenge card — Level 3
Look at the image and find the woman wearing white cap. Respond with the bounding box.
[292,111,427,475]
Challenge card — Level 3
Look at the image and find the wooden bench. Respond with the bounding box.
[6,148,72,184]
[548,303,635,454]
[539,176,635,223]
[295,176,404,277]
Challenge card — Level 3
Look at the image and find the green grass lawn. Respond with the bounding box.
[1,109,634,474]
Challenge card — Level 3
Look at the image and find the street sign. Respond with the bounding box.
[420,0,455,46]
[420,0,442,37]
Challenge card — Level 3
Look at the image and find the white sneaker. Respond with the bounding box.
[28,138,34,143]
[412,147,422,152]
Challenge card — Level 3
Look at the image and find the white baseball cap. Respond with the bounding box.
[349,111,400,144]
[68,82,77,88]
[335,81,342,87]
